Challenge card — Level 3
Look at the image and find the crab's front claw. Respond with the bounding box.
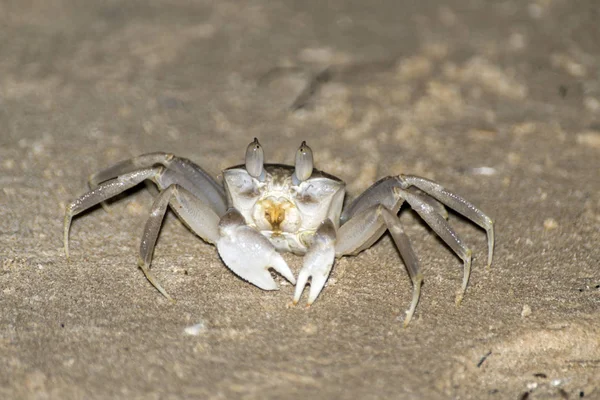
[216,208,295,290]
[293,219,336,306]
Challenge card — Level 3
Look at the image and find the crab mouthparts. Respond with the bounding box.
[264,202,286,231]
[255,196,300,234]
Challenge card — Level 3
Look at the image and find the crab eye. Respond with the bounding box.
[293,141,313,183]
[245,138,265,180]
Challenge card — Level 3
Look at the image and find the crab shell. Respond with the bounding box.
[223,164,345,254]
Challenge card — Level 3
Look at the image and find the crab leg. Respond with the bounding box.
[293,219,337,306]
[89,152,227,216]
[65,166,223,257]
[64,167,162,258]
[341,178,450,227]
[89,153,170,187]
[400,175,494,268]
[137,184,221,300]
[336,204,422,326]
[396,188,472,305]
[407,187,449,219]
[380,207,423,327]
[340,177,402,224]
[138,185,177,301]
[66,167,225,300]
[88,153,169,212]
[336,204,389,256]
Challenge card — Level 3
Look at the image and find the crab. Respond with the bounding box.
[64,138,494,326]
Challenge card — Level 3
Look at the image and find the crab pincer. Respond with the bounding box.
[216,208,295,290]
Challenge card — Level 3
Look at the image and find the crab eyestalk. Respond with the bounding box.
[292,141,313,184]
[245,138,265,181]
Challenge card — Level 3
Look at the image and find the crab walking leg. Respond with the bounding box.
[405,187,448,220]
[216,209,295,290]
[339,175,448,225]
[293,219,337,306]
[397,188,473,305]
[379,207,423,326]
[400,175,494,268]
[88,153,171,212]
[89,153,170,187]
[164,186,221,245]
[138,186,177,301]
[336,204,389,257]
[337,205,424,325]
[64,167,162,258]
[89,153,227,216]
[137,184,221,301]
[341,177,403,224]
[163,157,227,215]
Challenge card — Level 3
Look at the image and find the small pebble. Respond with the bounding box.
[521,304,532,318]
[470,166,497,176]
[584,97,600,112]
[527,382,538,390]
[302,323,317,335]
[184,322,207,336]
[576,131,600,149]
[543,218,558,230]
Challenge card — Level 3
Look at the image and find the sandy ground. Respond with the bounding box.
[1,0,599,399]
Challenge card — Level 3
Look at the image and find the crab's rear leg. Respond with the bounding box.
[88,152,227,216]
[88,153,171,212]
[64,165,221,258]
[89,153,170,188]
[64,167,163,258]
[380,208,423,327]
[400,175,494,268]
[336,204,422,326]
[395,188,473,305]
[65,166,222,299]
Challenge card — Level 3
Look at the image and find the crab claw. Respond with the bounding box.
[216,208,295,290]
[293,219,336,305]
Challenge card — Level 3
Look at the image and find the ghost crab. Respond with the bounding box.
[64,138,494,326]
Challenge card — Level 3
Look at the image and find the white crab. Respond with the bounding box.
[64,139,494,325]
